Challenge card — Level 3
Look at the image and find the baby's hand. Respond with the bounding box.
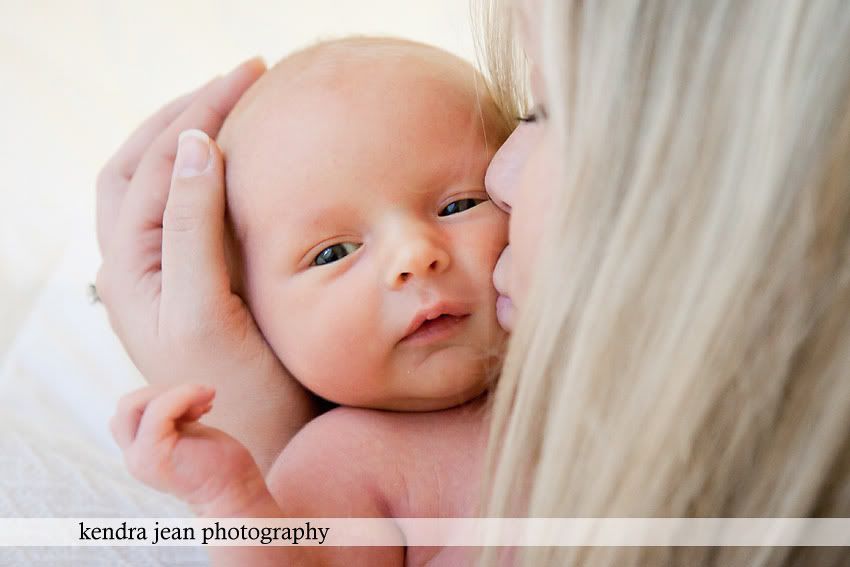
[111,384,268,516]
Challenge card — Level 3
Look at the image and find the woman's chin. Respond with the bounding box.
[496,294,515,332]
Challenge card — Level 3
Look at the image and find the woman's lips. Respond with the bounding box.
[492,245,512,298]
[399,314,470,346]
[496,294,514,331]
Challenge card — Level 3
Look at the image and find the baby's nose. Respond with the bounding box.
[385,238,450,290]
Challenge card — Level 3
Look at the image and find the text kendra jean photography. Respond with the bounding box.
[1,0,848,565]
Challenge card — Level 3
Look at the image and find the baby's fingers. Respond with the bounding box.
[111,385,168,450]
[136,384,216,448]
[178,394,215,424]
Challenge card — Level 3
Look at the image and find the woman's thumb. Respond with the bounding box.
[161,129,231,316]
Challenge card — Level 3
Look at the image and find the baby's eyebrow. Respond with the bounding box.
[270,203,361,242]
[299,204,352,229]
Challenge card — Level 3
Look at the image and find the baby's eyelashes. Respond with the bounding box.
[438,197,487,217]
[312,242,362,266]
[307,196,489,267]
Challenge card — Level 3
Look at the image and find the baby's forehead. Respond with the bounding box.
[226,42,473,155]
[219,38,509,241]
[260,39,479,112]
[279,37,459,75]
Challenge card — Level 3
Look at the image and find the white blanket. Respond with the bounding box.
[0,225,205,565]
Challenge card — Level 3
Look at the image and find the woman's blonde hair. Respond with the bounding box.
[471,0,528,128]
[478,1,850,565]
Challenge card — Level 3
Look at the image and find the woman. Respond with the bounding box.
[481,1,850,565]
[97,1,850,565]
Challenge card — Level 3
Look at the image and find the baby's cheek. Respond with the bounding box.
[281,289,386,405]
[451,215,508,300]
[478,207,510,270]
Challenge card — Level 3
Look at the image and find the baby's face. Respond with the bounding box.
[221,43,509,410]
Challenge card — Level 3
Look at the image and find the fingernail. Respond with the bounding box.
[224,56,266,80]
[175,129,211,178]
[199,385,216,398]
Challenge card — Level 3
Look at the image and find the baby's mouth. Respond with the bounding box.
[399,302,472,345]
[400,314,470,345]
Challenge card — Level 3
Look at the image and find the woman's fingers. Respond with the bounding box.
[109,81,213,184]
[116,58,265,242]
[96,78,214,254]
[159,131,232,318]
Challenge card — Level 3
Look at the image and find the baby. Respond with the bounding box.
[113,37,512,565]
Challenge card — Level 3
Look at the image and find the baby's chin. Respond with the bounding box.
[367,345,501,411]
[380,379,491,412]
[305,344,500,411]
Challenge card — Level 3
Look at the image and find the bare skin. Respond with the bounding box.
[112,383,487,565]
[217,39,509,412]
[95,59,321,473]
[265,398,489,566]
[112,40,508,566]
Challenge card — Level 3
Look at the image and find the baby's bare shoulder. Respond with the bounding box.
[266,400,487,517]
[264,406,402,516]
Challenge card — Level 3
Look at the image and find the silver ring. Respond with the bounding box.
[88,282,101,304]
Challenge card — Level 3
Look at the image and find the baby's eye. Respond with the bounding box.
[439,198,486,217]
[312,242,361,266]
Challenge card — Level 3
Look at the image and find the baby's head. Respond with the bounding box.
[218,38,512,411]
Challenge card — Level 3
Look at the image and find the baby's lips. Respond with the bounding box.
[400,300,474,342]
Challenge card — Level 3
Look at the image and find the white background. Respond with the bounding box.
[0,0,476,361]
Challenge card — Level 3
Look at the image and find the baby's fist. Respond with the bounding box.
[111,384,264,514]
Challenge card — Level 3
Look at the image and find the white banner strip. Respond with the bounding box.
[0,518,847,547]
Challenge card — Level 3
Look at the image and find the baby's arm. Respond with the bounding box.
[111,384,403,566]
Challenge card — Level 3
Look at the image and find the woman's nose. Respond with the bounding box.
[485,124,534,214]
[384,235,451,290]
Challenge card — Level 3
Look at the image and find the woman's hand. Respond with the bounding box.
[96,59,319,472]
